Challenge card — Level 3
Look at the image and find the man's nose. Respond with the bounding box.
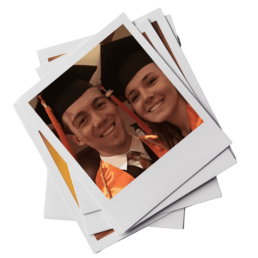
[92,112,106,128]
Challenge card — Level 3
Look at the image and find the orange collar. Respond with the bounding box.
[186,103,203,131]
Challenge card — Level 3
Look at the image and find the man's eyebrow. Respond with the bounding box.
[72,111,86,127]
[128,72,153,99]
[92,95,106,106]
[71,96,106,127]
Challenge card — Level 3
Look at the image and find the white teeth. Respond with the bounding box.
[149,100,164,112]
[102,124,115,137]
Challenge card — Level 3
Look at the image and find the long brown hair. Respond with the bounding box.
[142,119,184,149]
[130,91,186,149]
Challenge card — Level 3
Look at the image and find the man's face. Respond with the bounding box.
[62,88,128,155]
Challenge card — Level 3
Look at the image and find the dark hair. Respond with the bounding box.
[129,103,184,149]
[62,120,75,136]
[142,120,184,149]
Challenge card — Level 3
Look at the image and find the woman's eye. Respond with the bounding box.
[132,94,139,103]
[148,78,157,86]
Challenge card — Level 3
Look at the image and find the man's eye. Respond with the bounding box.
[79,118,85,127]
[97,102,106,108]
[132,94,139,103]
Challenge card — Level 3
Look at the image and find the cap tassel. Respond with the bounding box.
[101,86,152,135]
[38,95,75,158]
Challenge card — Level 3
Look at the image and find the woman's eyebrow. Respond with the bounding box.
[128,89,136,99]
[128,72,154,99]
[142,72,153,82]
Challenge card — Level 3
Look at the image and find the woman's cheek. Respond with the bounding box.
[136,102,146,118]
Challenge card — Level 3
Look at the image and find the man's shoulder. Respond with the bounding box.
[76,147,100,182]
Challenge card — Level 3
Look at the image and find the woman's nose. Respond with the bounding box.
[142,91,155,104]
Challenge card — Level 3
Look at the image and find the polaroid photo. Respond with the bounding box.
[17,11,232,234]
[37,11,236,231]
[15,13,231,235]
[37,13,225,232]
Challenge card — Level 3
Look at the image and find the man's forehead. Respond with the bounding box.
[63,87,102,120]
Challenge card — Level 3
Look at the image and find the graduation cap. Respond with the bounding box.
[35,65,97,125]
[36,65,97,157]
[100,35,153,100]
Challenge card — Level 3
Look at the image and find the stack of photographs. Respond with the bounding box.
[14,8,236,253]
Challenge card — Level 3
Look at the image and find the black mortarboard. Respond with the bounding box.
[101,35,153,99]
[35,65,97,124]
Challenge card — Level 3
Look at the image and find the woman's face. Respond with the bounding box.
[125,62,179,123]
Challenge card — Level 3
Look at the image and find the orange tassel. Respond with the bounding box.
[100,86,152,135]
[38,95,75,158]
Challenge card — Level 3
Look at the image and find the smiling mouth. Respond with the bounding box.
[100,123,115,137]
[148,99,164,113]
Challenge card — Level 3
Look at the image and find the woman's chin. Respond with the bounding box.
[144,112,169,124]
[146,102,173,122]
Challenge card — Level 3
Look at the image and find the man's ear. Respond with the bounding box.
[68,135,87,146]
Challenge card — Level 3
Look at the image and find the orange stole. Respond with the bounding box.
[95,161,134,199]
[186,103,203,131]
[95,136,168,199]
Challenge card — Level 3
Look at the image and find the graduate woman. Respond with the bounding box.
[101,35,203,149]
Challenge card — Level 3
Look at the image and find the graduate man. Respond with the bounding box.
[36,66,168,200]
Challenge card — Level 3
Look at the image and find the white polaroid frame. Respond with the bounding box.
[15,13,231,235]
[44,170,74,221]
[46,169,186,230]
[37,36,91,65]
